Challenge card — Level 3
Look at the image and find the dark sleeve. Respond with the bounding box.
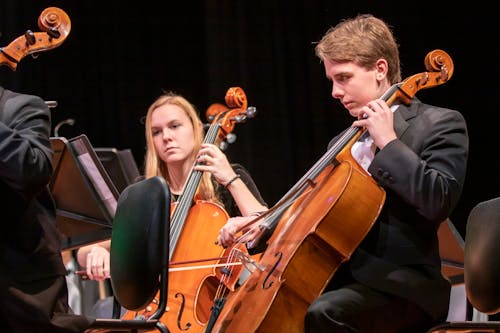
[369,106,468,222]
[0,88,66,279]
[0,89,53,200]
[217,163,268,217]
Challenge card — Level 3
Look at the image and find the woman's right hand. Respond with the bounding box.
[85,245,110,281]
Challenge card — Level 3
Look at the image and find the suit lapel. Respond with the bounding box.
[393,98,419,138]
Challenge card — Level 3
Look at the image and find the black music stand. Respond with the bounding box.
[95,147,141,193]
[438,219,468,321]
[439,219,465,285]
[50,135,120,250]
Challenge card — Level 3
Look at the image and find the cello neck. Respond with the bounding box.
[277,83,401,205]
[255,83,402,233]
[169,121,221,259]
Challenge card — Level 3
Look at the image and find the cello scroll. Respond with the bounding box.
[205,87,257,150]
[0,7,71,70]
[389,49,454,105]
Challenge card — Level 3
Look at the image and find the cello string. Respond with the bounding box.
[169,121,220,258]
[213,240,246,300]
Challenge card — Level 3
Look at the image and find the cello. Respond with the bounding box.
[209,49,455,333]
[1,7,70,70]
[122,87,259,332]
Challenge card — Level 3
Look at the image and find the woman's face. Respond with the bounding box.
[150,103,196,166]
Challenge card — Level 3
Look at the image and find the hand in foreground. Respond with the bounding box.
[85,245,110,281]
[216,215,262,248]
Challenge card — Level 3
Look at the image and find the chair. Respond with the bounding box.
[84,176,171,333]
[428,197,500,332]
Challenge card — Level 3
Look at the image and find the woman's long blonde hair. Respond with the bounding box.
[143,91,220,203]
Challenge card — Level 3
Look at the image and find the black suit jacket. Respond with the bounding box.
[0,86,92,332]
[330,98,468,320]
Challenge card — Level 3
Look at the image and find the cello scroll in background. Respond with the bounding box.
[0,7,71,70]
[205,86,257,151]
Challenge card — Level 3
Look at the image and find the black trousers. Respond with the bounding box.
[0,274,93,333]
[305,282,437,333]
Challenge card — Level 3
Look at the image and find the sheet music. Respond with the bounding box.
[78,152,117,216]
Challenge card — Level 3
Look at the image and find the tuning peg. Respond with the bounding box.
[234,106,257,123]
[24,30,36,45]
[46,27,61,39]
[219,133,237,151]
[246,106,257,118]
[234,115,246,123]
[226,133,237,144]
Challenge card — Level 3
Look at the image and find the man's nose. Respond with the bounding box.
[332,84,343,99]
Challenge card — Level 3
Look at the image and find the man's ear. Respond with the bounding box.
[375,58,389,80]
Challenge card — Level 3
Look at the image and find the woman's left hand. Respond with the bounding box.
[194,143,237,185]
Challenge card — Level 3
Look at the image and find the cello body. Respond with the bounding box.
[169,201,230,330]
[211,152,385,332]
[122,201,230,330]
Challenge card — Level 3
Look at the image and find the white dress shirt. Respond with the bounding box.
[350,104,399,174]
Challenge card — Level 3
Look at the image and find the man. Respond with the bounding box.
[0,85,92,332]
[305,14,469,333]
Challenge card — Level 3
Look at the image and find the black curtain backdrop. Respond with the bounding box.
[1,1,498,237]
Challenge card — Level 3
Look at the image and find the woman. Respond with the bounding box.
[77,91,267,316]
[143,91,268,220]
